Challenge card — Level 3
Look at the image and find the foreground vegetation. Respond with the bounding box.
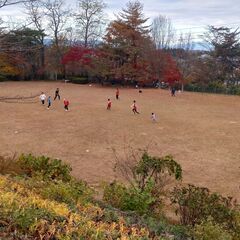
[0,153,239,239]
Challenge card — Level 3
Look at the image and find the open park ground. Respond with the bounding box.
[0,81,239,199]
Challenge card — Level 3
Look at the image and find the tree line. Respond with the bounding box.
[0,0,240,93]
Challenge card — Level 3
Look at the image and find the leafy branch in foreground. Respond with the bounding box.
[104,151,182,216]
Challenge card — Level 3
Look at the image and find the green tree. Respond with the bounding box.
[203,26,240,85]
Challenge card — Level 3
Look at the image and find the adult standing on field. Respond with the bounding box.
[54,88,60,100]
[39,92,46,105]
[171,87,176,97]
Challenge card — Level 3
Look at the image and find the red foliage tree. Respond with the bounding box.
[163,53,182,86]
[61,46,98,76]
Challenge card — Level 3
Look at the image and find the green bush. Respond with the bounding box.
[122,181,156,214]
[18,154,72,181]
[171,184,236,229]
[104,152,182,216]
[206,81,226,93]
[103,180,156,215]
[0,75,6,82]
[169,225,190,240]
[193,218,233,240]
[123,214,190,239]
[103,181,127,209]
[102,208,120,223]
[185,82,240,95]
[41,180,93,207]
[227,85,240,95]
[12,207,57,232]
[133,152,182,191]
[70,76,89,84]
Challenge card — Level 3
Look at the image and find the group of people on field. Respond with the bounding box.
[106,88,157,122]
[39,88,70,111]
[39,86,177,122]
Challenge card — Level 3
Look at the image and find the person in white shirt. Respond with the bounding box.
[151,113,157,122]
[39,92,46,105]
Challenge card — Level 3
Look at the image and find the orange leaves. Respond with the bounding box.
[163,53,182,85]
[0,53,23,76]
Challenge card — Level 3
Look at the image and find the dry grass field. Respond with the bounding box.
[0,81,239,199]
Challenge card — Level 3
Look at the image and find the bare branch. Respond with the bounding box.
[75,0,106,47]
[152,15,175,49]
[0,0,36,9]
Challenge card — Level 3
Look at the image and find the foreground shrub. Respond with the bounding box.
[124,214,190,240]
[103,180,156,215]
[193,218,233,240]
[18,154,72,181]
[103,181,127,209]
[41,180,94,207]
[0,175,155,240]
[104,152,182,216]
[171,184,236,227]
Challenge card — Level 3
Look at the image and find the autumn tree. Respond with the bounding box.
[102,0,152,84]
[75,0,106,48]
[0,53,22,77]
[0,27,44,79]
[62,46,98,77]
[163,53,182,87]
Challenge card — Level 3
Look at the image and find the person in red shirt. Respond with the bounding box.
[116,88,119,100]
[63,98,70,111]
[107,98,111,110]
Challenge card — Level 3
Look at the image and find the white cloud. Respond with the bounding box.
[1,0,239,33]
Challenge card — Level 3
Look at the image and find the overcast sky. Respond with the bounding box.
[1,0,240,40]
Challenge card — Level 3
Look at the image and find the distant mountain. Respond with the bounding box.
[43,38,52,46]
[193,41,210,51]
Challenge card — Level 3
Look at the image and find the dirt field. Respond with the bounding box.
[0,81,239,199]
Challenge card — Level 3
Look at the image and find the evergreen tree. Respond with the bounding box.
[204,26,240,85]
[103,1,152,84]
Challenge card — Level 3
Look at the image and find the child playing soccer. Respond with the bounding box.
[39,92,46,105]
[131,100,140,114]
[63,98,69,111]
[151,112,157,122]
[107,98,111,110]
[47,96,52,109]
